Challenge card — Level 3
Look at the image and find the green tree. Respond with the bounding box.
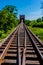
[0,5,18,33]
[25,20,31,26]
[3,5,17,13]
[37,18,41,22]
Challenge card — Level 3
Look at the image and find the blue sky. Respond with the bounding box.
[0,0,42,20]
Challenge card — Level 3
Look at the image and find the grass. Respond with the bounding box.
[28,26,43,42]
[0,27,15,42]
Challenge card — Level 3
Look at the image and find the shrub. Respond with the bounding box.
[32,22,43,28]
[1,33,6,38]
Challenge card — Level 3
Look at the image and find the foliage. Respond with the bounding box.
[25,20,31,26]
[28,17,43,28]
[37,18,41,22]
[27,17,43,42]
[0,5,19,41]
[28,26,43,42]
[3,5,17,13]
[29,20,37,26]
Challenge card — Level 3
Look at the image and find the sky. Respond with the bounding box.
[0,0,43,20]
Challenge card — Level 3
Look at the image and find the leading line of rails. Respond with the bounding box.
[0,22,43,65]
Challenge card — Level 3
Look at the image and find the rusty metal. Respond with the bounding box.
[18,30,21,65]
[22,31,26,65]
[0,29,18,64]
[24,23,43,64]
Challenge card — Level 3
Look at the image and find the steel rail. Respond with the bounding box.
[0,21,43,65]
[28,27,43,46]
[24,24,43,64]
[0,24,20,64]
[24,24,43,46]
[22,31,26,65]
[18,29,21,65]
[0,22,21,47]
[0,30,18,64]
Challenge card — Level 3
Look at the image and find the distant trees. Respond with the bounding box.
[28,17,43,28]
[42,17,43,21]
[25,17,43,28]
[25,20,31,26]
[37,18,41,22]
[29,20,37,27]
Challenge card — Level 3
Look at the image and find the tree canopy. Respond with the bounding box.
[0,5,18,35]
[3,5,17,13]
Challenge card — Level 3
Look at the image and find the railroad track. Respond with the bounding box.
[0,22,43,65]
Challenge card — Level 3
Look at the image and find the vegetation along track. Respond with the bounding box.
[0,22,43,65]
